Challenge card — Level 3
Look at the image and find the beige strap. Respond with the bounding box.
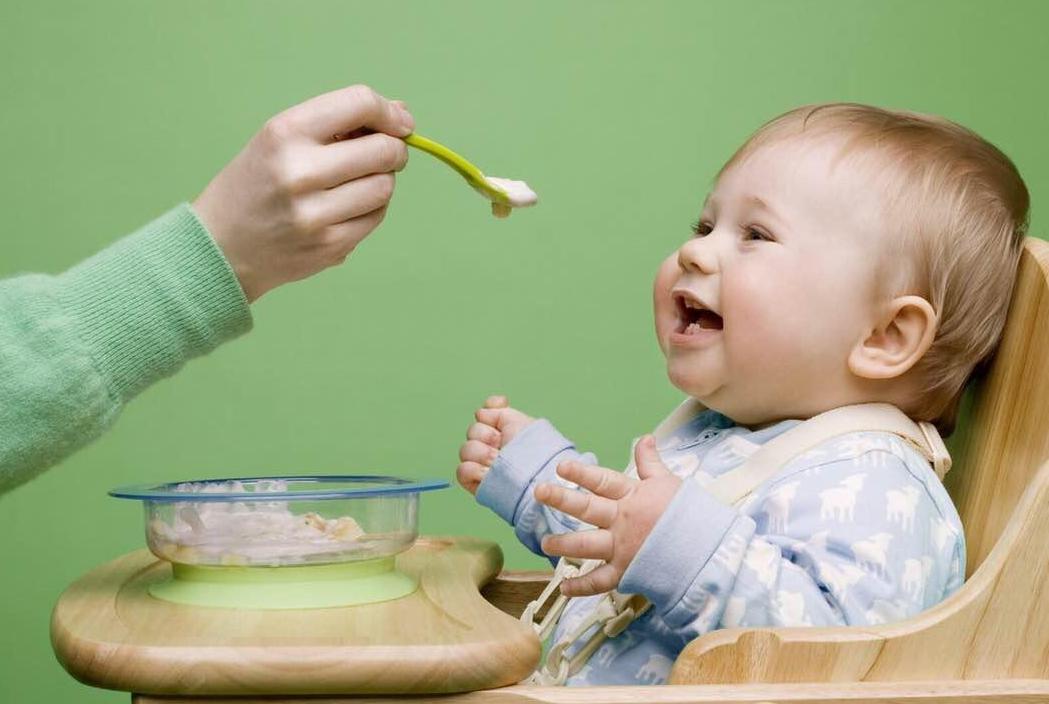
[632,400,950,484]
[703,402,950,505]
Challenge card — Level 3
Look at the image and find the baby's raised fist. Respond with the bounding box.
[456,395,535,495]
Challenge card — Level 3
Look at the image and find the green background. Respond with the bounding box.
[2,1,1047,701]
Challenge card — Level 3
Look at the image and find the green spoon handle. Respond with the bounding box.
[403,133,509,204]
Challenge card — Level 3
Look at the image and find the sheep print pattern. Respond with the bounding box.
[474,409,966,686]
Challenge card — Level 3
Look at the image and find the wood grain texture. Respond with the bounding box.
[51,536,540,696]
[132,678,1049,703]
[669,237,1049,686]
[481,570,555,619]
[54,238,1049,700]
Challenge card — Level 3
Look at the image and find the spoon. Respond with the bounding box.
[403,133,537,218]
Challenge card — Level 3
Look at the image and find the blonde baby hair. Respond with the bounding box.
[722,103,1029,437]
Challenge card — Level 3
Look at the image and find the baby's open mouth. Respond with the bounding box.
[675,294,724,334]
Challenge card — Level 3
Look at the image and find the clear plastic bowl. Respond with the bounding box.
[109,475,448,568]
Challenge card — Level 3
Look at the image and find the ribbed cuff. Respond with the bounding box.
[476,419,575,525]
[57,203,253,401]
[620,478,740,625]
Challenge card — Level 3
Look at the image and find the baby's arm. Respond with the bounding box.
[479,419,600,561]
[458,397,599,562]
[619,449,965,642]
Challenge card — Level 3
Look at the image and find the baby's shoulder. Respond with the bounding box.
[788,430,928,474]
[768,430,932,486]
[757,430,959,521]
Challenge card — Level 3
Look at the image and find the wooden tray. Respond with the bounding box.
[51,535,540,696]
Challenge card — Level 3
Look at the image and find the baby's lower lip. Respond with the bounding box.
[669,327,721,348]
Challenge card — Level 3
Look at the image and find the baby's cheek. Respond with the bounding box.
[724,275,805,365]
[652,255,679,347]
[653,255,678,302]
[723,272,766,329]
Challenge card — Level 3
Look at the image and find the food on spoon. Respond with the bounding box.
[484,176,538,218]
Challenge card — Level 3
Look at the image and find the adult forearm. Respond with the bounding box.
[0,204,252,494]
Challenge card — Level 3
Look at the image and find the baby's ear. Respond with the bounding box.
[847,296,937,380]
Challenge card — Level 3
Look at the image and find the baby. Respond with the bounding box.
[456,103,1029,686]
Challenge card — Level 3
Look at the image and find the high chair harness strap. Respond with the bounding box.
[703,402,952,502]
[519,402,952,685]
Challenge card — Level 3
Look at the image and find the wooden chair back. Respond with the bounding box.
[671,237,1049,685]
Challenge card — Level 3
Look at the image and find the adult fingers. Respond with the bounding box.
[460,439,499,466]
[561,563,620,597]
[467,422,502,448]
[541,529,614,562]
[318,206,388,260]
[556,460,633,500]
[309,132,409,189]
[534,482,617,528]
[280,84,414,142]
[308,173,396,225]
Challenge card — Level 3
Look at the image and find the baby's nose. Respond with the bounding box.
[678,237,719,275]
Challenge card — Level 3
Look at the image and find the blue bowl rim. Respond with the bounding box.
[108,474,450,502]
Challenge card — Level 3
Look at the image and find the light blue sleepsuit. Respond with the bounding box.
[475,407,966,686]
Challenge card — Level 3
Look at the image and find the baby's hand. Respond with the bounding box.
[456,395,535,495]
[193,84,414,302]
[535,435,682,596]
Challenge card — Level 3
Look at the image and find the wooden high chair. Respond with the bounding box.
[57,238,1049,704]
[477,236,1049,703]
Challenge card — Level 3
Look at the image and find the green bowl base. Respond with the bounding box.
[148,556,417,609]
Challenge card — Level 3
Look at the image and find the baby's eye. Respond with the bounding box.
[743,225,772,242]
[691,220,713,237]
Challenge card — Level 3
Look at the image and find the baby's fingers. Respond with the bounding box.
[459,439,498,466]
[475,407,505,428]
[541,529,613,562]
[467,422,501,448]
[557,460,633,500]
[534,482,617,527]
[484,395,509,409]
[561,563,620,597]
[456,461,488,495]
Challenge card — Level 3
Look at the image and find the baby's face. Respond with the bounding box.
[653,135,889,426]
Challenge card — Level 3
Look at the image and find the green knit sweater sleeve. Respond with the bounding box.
[0,203,253,494]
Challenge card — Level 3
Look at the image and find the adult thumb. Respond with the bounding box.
[634,435,668,480]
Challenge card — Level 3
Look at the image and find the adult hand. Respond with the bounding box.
[535,435,682,596]
[193,84,414,301]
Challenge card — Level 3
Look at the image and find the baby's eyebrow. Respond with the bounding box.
[701,194,788,232]
[745,195,782,221]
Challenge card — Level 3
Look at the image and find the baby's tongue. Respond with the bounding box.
[697,310,723,330]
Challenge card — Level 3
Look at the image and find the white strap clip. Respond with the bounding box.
[918,420,952,479]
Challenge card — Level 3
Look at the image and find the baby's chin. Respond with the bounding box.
[665,360,723,403]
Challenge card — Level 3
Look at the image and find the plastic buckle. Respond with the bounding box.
[918,420,952,479]
[603,607,636,638]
